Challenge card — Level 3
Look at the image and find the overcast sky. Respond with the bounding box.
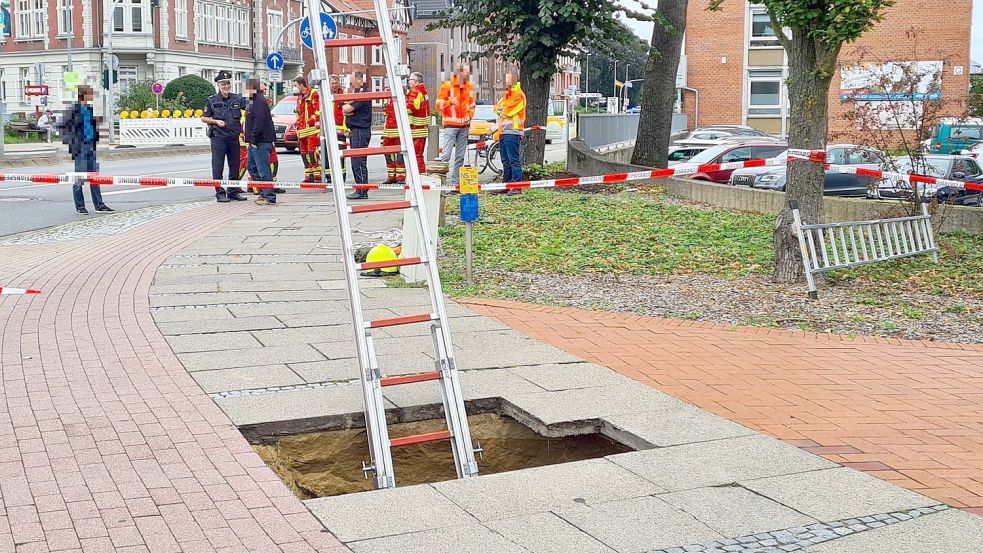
[619,0,983,64]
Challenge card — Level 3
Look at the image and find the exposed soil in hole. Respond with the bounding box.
[253,413,631,498]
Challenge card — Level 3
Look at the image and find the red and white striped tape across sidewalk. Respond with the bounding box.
[0,288,42,295]
[1,148,981,194]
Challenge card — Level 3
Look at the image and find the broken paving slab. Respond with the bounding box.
[659,486,817,538]
[484,512,618,553]
[150,305,234,323]
[155,316,286,336]
[801,508,983,552]
[554,495,722,553]
[431,458,663,522]
[164,331,263,354]
[177,344,325,371]
[601,408,756,449]
[608,434,836,492]
[305,485,474,543]
[215,382,365,427]
[739,467,940,522]
[508,362,630,391]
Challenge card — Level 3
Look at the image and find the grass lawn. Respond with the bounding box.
[437,188,983,300]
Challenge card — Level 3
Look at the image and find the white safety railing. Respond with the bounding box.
[792,202,939,299]
[118,118,209,147]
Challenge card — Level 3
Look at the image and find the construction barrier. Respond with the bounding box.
[0,288,42,295]
[792,203,939,299]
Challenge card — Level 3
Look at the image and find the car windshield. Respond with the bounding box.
[474,105,497,121]
[684,144,732,164]
[271,100,297,116]
[895,157,950,177]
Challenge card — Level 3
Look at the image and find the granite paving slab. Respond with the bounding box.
[601,409,756,449]
[190,364,304,393]
[660,486,818,537]
[484,512,618,553]
[346,520,527,553]
[801,508,983,552]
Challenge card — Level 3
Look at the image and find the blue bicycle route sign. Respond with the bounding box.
[300,13,337,49]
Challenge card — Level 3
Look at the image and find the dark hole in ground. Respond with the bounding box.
[252,412,632,499]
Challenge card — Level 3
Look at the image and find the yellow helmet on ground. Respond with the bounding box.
[364,244,399,275]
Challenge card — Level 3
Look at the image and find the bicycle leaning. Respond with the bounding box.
[470,133,502,175]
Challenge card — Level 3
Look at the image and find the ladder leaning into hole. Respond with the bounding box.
[301,0,480,490]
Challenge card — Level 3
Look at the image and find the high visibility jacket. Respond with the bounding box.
[435,76,475,128]
[494,82,527,140]
[382,99,399,139]
[332,87,348,133]
[407,84,430,139]
[295,88,320,139]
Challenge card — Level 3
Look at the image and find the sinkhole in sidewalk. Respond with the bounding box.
[251,412,632,498]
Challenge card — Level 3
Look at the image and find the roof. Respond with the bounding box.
[412,0,451,18]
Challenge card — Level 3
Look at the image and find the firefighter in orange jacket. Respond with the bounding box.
[294,75,322,182]
[435,63,475,187]
[329,74,349,183]
[406,72,430,174]
[381,96,405,185]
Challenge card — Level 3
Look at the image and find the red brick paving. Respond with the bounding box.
[0,205,348,552]
[461,298,983,517]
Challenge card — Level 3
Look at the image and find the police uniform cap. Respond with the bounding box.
[215,70,233,83]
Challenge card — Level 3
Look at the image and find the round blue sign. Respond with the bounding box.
[266,52,284,71]
[300,13,337,50]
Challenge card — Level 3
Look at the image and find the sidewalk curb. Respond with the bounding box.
[0,145,212,169]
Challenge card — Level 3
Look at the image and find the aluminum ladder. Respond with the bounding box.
[301,0,479,489]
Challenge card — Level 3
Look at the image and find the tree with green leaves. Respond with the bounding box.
[163,74,214,110]
[430,0,631,165]
[709,0,894,283]
[625,0,688,168]
[971,74,983,117]
[579,30,650,106]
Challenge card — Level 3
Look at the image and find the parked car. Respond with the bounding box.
[958,141,983,159]
[681,142,788,183]
[674,127,776,147]
[469,104,498,142]
[668,145,710,165]
[928,118,983,154]
[271,95,299,152]
[871,155,983,205]
[728,145,887,197]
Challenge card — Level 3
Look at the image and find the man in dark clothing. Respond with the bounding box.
[59,85,113,215]
[201,70,247,202]
[343,72,373,200]
[244,79,277,205]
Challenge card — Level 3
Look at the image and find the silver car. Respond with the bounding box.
[728,145,886,198]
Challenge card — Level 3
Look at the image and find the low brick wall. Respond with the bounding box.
[567,140,983,236]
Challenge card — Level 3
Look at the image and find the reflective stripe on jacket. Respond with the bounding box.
[494,82,527,140]
[295,88,321,138]
[407,84,431,138]
[435,77,475,128]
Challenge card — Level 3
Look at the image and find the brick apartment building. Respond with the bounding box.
[0,0,407,118]
[682,1,973,139]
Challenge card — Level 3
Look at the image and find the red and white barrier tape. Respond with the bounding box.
[0,287,41,295]
[2,147,980,193]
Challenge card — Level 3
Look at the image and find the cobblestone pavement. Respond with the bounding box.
[0,198,348,552]
[462,298,983,517]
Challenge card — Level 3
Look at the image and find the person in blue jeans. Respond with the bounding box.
[60,85,113,214]
[495,73,527,195]
[244,79,277,205]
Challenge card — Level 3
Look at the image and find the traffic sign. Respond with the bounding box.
[300,13,337,49]
[24,85,49,96]
[266,52,285,71]
[151,81,165,95]
[104,54,120,70]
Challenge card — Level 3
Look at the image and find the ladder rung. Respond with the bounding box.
[390,430,452,447]
[380,371,442,387]
[367,313,435,329]
[349,200,413,214]
[342,145,405,159]
[326,37,384,48]
[334,91,392,103]
[359,256,425,271]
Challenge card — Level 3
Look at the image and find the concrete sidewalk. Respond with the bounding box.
[142,193,983,552]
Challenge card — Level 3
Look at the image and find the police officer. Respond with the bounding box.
[201,70,247,202]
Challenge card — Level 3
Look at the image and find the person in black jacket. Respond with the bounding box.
[343,72,373,200]
[60,85,113,215]
[244,79,277,205]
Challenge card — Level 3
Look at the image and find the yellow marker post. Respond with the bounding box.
[459,165,480,286]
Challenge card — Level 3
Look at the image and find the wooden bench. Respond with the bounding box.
[9,122,53,141]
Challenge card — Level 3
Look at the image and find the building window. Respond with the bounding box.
[57,0,73,36]
[351,35,365,64]
[131,0,143,32]
[337,32,348,63]
[371,45,382,66]
[371,76,384,107]
[267,10,282,52]
[19,67,30,103]
[749,10,779,47]
[178,66,186,76]
[748,70,783,116]
[217,4,227,43]
[118,65,139,93]
[205,2,215,41]
[17,0,45,39]
[175,0,188,37]
[238,9,248,46]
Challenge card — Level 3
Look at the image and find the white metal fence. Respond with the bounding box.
[118,118,210,147]
[792,203,939,298]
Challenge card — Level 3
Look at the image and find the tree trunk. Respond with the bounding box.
[773,33,833,283]
[520,65,551,166]
[631,0,688,168]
